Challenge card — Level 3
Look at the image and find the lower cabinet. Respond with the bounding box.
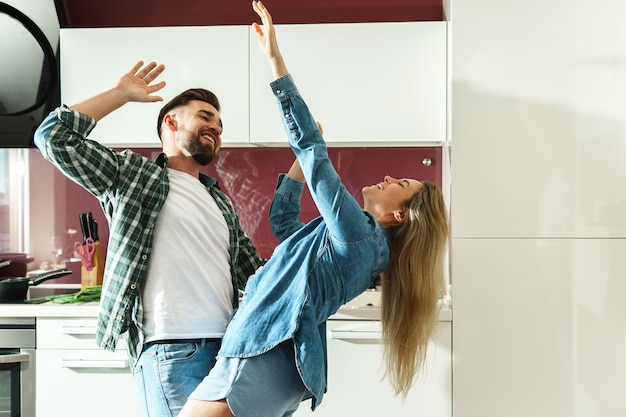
[294,320,452,417]
[36,317,141,417]
[35,316,450,417]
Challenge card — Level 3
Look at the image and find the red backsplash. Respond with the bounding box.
[32,146,441,262]
[59,0,444,28]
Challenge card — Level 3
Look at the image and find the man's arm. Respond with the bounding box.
[33,60,167,196]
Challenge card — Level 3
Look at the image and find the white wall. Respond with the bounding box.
[451,0,626,416]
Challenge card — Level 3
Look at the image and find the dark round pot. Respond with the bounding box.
[0,269,72,302]
[0,253,35,278]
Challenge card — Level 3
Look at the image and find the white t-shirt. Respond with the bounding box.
[142,168,231,342]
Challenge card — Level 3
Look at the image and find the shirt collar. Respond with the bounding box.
[155,152,168,168]
[154,152,220,189]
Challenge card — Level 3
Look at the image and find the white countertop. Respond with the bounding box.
[0,301,100,318]
[0,289,452,320]
[331,305,452,322]
[331,290,452,321]
[0,300,452,321]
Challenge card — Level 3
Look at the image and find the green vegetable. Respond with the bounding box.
[26,286,102,304]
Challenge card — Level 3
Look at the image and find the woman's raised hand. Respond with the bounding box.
[252,1,288,79]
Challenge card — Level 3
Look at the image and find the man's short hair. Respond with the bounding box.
[157,88,221,138]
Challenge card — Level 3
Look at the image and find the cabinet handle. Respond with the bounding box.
[331,336,383,344]
[61,325,97,335]
[330,330,383,344]
[61,358,129,369]
[330,322,383,344]
[0,353,30,364]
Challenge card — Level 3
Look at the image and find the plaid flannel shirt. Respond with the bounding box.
[34,106,265,364]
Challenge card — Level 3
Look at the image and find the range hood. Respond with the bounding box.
[0,2,59,148]
[0,115,37,147]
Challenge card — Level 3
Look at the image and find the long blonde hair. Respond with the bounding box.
[380,181,449,398]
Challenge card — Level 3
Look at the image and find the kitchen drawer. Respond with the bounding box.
[37,317,127,350]
[294,321,451,417]
[36,349,140,417]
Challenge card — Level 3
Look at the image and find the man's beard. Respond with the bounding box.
[179,131,215,166]
[191,146,215,166]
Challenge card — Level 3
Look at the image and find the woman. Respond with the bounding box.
[178,2,449,417]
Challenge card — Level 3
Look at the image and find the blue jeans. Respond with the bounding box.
[133,339,221,417]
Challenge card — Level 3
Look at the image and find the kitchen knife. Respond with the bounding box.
[79,213,90,243]
[92,220,100,242]
[86,212,100,242]
[86,212,95,241]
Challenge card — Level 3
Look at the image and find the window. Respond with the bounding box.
[0,149,27,253]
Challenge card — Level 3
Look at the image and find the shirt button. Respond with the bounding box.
[285,113,291,118]
[141,255,147,260]
[276,89,281,94]
[130,284,136,290]
[117,315,123,321]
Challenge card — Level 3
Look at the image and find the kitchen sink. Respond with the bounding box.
[343,289,381,308]
[333,290,451,321]
[335,305,381,320]
[334,290,381,320]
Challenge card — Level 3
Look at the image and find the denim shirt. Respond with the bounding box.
[218,74,389,409]
[34,107,264,366]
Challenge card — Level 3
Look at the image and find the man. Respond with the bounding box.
[34,61,265,417]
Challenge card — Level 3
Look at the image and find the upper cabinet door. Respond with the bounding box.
[249,22,447,146]
[60,26,250,147]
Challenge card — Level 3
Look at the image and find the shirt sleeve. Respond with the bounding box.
[212,189,266,291]
[270,75,378,243]
[269,173,306,242]
[233,222,267,291]
[33,106,122,198]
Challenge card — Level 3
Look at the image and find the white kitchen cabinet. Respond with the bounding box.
[36,317,141,417]
[250,22,448,146]
[294,319,452,417]
[59,22,447,148]
[60,26,250,147]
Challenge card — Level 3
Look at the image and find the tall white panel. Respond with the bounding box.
[452,238,626,417]
[451,0,626,238]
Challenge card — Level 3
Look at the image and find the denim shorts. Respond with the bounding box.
[133,338,221,417]
[189,340,308,417]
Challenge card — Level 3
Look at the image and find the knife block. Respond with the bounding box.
[81,241,105,287]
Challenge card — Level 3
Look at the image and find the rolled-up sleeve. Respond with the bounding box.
[270,173,305,242]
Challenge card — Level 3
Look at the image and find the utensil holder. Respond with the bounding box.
[81,241,105,287]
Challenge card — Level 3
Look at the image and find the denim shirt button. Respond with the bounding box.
[275,89,281,94]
